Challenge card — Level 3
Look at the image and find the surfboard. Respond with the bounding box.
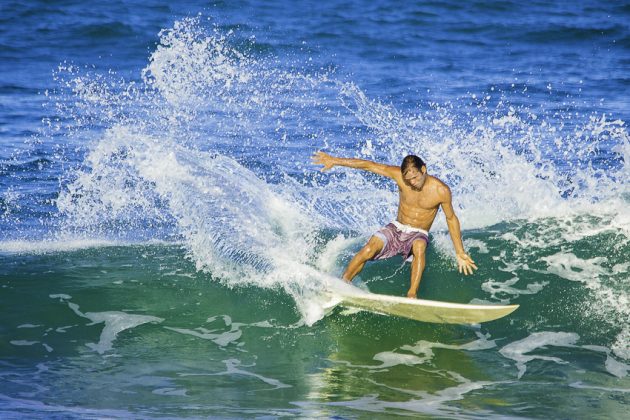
[326,280,519,324]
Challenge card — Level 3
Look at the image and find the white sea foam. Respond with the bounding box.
[398,332,497,362]
[10,340,39,346]
[464,238,489,254]
[49,294,72,300]
[165,326,242,347]
[541,252,609,283]
[499,332,579,378]
[569,382,630,393]
[603,354,629,378]
[582,345,630,378]
[541,252,630,360]
[179,358,291,389]
[612,327,630,361]
[352,332,497,370]
[315,234,363,275]
[82,311,163,354]
[52,296,163,354]
[299,366,494,416]
[152,387,188,396]
[0,238,175,254]
[308,375,497,417]
[481,276,548,302]
[499,333,629,379]
[164,314,281,347]
[0,239,124,254]
[370,352,430,369]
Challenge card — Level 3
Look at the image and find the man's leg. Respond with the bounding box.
[342,236,384,283]
[407,239,427,298]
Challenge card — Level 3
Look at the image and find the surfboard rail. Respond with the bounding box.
[329,281,519,324]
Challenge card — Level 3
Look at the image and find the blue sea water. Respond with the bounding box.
[1,1,629,418]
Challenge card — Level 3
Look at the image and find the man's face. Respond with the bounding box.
[403,166,427,190]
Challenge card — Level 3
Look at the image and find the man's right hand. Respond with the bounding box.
[312,151,337,171]
[456,252,478,275]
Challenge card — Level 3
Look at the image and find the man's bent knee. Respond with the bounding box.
[411,239,427,256]
[360,235,384,258]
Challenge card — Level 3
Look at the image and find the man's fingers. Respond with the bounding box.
[456,255,478,275]
[458,261,477,275]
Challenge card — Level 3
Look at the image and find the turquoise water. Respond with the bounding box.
[2,220,628,417]
[1,1,629,418]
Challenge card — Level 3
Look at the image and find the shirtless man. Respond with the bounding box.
[312,151,477,298]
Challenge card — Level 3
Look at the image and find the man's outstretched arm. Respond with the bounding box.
[311,151,399,179]
[440,186,478,275]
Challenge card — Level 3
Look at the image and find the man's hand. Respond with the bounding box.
[311,151,337,171]
[406,290,417,299]
[456,252,478,275]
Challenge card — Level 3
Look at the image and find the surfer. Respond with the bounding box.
[312,152,477,298]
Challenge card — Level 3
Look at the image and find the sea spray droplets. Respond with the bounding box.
[51,18,344,324]
[337,84,629,231]
[142,17,254,110]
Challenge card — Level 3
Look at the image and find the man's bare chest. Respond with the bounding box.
[399,190,441,211]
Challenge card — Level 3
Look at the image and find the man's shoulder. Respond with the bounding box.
[429,176,451,198]
[429,175,450,189]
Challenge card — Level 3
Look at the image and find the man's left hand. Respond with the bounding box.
[456,253,478,275]
[311,151,336,171]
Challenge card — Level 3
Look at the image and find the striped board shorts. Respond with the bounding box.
[372,221,430,261]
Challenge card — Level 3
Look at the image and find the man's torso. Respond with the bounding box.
[395,176,444,231]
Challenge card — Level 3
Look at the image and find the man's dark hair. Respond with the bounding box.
[401,155,425,174]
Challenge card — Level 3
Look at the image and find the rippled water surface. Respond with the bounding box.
[1,1,629,418]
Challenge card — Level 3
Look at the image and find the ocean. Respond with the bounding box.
[1,0,629,418]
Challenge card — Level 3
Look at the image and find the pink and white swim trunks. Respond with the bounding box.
[372,221,430,261]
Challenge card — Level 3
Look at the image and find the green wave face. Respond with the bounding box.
[1,214,628,418]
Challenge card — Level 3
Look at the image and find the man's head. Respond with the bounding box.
[401,155,427,190]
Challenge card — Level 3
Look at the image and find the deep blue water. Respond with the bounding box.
[1,1,629,418]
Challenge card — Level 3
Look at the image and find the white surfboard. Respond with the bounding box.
[326,280,518,324]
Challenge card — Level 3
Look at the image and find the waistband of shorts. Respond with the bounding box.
[392,220,429,236]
